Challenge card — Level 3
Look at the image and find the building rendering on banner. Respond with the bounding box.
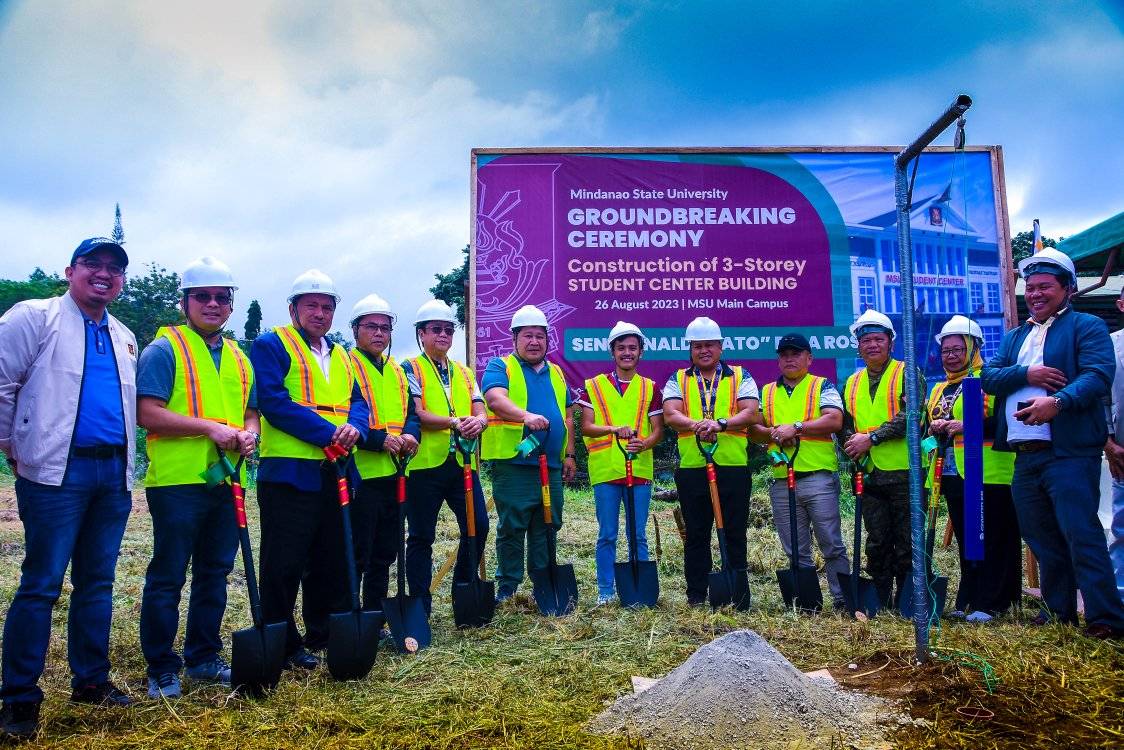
[847,182,1006,375]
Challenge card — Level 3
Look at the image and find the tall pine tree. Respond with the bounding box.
[244,299,263,340]
[112,203,126,244]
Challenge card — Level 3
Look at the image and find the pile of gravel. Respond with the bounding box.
[588,629,897,750]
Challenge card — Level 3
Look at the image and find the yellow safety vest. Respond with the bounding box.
[351,350,409,480]
[407,355,478,471]
[675,365,749,469]
[583,373,655,484]
[482,354,568,462]
[926,381,1015,486]
[259,325,353,460]
[843,359,909,471]
[145,326,253,487]
[760,375,837,479]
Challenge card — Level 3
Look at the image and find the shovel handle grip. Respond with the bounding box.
[706,462,724,530]
[397,474,407,504]
[787,465,796,491]
[336,476,349,507]
[854,469,864,495]
[539,454,553,523]
[463,463,476,538]
[624,457,634,489]
[232,482,247,528]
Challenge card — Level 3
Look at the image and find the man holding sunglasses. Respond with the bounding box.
[401,300,488,613]
[136,257,259,698]
[1,238,138,739]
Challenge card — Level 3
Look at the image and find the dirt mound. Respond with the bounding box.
[588,629,897,750]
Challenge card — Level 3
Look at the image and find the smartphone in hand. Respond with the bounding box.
[1015,400,1032,421]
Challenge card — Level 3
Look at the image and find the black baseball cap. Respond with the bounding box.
[776,333,811,353]
[71,237,128,267]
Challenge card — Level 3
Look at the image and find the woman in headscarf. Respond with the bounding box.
[928,315,1022,621]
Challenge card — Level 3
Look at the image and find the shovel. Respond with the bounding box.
[323,444,381,679]
[382,453,431,653]
[697,436,751,611]
[898,436,949,619]
[773,439,823,613]
[452,437,495,628]
[836,464,882,620]
[217,450,286,697]
[613,433,659,608]
[529,430,579,616]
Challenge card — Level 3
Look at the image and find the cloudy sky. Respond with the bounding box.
[1,0,1122,357]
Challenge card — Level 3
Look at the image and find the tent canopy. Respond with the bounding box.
[1058,211,1124,274]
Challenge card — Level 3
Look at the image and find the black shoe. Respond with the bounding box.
[1083,623,1123,641]
[70,681,135,707]
[495,586,516,603]
[1,701,40,741]
[283,648,320,671]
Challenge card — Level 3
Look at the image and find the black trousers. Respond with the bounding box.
[404,454,489,611]
[257,466,349,656]
[860,479,912,584]
[352,476,400,608]
[943,475,1023,615]
[674,465,751,604]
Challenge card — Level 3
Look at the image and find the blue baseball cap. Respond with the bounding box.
[71,237,128,267]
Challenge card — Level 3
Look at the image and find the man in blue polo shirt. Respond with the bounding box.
[482,305,577,602]
[1,238,139,740]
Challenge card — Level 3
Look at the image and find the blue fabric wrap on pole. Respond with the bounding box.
[961,377,985,561]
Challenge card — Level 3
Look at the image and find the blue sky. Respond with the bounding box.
[1,0,1121,353]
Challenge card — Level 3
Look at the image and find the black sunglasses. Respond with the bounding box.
[188,292,233,306]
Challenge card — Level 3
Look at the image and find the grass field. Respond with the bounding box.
[0,471,1121,749]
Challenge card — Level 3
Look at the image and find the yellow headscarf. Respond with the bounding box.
[942,334,985,386]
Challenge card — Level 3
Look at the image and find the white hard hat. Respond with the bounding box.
[179,256,237,291]
[288,269,340,304]
[608,320,644,347]
[935,314,983,345]
[351,293,395,326]
[849,309,896,340]
[684,316,722,342]
[510,304,549,332]
[1018,248,1076,284]
[414,299,457,326]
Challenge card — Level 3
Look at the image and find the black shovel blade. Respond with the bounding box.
[776,566,824,613]
[835,572,882,619]
[897,575,949,619]
[452,577,496,628]
[231,621,286,697]
[529,563,579,616]
[326,608,381,681]
[708,568,751,611]
[614,561,659,608]
[382,595,431,654]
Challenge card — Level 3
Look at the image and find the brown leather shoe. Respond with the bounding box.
[1082,623,1123,641]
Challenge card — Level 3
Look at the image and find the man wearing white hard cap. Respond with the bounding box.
[982,248,1124,638]
[137,257,259,698]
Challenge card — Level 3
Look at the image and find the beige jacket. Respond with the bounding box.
[0,292,138,487]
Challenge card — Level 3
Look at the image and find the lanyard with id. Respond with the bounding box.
[422,354,459,452]
[695,368,721,419]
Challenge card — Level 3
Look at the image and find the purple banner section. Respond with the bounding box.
[473,154,838,392]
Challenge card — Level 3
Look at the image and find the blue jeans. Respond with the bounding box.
[1112,478,1124,603]
[139,484,238,678]
[1,455,131,703]
[593,483,651,598]
[1011,451,1124,629]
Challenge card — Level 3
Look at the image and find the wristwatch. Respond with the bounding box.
[869,432,882,446]
[794,421,804,435]
[717,418,729,432]
[1052,395,1064,412]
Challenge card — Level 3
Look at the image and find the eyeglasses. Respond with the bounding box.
[188,292,233,306]
[424,325,455,336]
[941,346,968,357]
[76,259,126,277]
[358,323,392,333]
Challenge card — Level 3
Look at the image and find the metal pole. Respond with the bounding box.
[893,94,972,664]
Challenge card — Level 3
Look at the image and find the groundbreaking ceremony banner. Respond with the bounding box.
[470,149,1012,393]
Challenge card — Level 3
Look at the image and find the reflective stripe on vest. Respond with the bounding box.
[351,350,409,479]
[482,354,568,461]
[844,359,908,471]
[146,326,253,487]
[260,325,353,460]
[583,373,654,484]
[760,375,837,478]
[926,380,1014,485]
[675,365,748,469]
[409,355,477,471]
